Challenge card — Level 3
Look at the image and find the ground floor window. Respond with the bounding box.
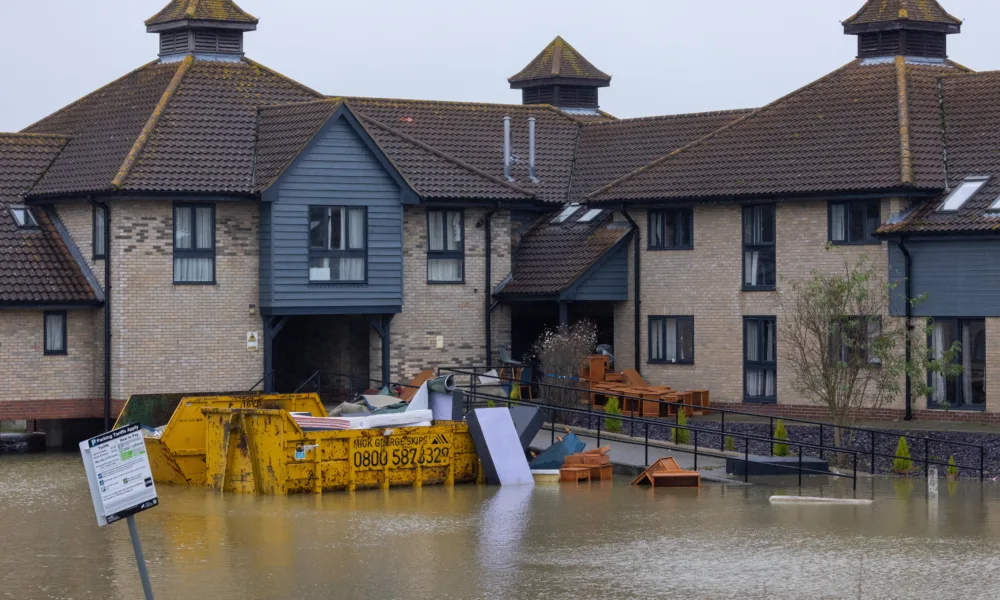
[44,311,67,355]
[929,319,986,410]
[745,316,777,403]
[648,316,694,364]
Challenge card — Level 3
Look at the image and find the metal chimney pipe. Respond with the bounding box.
[503,116,513,181]
[528,117,538,182]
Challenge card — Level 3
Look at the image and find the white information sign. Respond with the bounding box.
[79,424,159,527]
[247,331,259,351]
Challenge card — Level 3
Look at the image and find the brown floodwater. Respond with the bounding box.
[2,453,1000,599]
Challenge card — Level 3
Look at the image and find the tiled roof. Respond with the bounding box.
[881,71,1000,234]
[588,59,963,203]
[568,110,754,202]
[254,100,535,200]
[500,211,630,296]
[146,0,258,27]
[843,0,961,28]
[24,58,322,197]
[340,98,584,203]
[0,134,98,304]
[509,36,611,87]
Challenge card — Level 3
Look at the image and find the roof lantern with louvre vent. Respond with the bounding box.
[146,0,258,59]
[509,37,611,112]
[843,0,961,60]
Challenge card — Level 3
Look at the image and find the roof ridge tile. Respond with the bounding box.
[586,60,863,201]
[896,55,915,187]
[113,55,194,189]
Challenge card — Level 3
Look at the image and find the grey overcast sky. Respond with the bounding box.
[1,0,998,131]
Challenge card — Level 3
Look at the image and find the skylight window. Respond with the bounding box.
[552,204,581,224]
[988,195,1000,214]
[577,209,603,223]
[939,177,989,212]
[10,206,38,229]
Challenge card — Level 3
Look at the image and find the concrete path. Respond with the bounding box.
[530,426,728,474]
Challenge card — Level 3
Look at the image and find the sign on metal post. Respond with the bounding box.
[80,424,158,600]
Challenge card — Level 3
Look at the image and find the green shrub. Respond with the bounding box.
[893,436,913,474]
[948,455,959,478]
[672,408,690,445]
[487,399,497,408]
[726,436,735,452]
[773,420,790,457]
[605,397,623,433]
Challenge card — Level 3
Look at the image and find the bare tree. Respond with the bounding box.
[779,252,961,452]
[532,321,597,414]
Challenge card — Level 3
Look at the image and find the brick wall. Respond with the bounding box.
[0,309,100,407]
[375,206,512,383]
[615,199,914,411]
[109,200,263,398]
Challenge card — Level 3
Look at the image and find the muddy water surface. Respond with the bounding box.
[2,453,1000,599]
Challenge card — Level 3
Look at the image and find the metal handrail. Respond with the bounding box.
[441,365,988,480]
[247,370,274,392]
[461,386,860,489]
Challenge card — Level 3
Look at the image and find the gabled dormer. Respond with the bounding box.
[146,0,258,60]
[843,0,962,60]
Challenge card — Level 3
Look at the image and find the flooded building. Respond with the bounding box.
[2,0,1000,441]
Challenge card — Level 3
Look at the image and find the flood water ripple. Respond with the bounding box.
[2,454,1000,599]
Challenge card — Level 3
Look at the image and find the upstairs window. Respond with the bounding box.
[578,209,603,223]
[44,311,67,356]
[649,316,695,364]
[648,208,693,250]
[427,209,464,283]
[173,204,215,284]
[10,205,39,229]
[93,204,107,260]
[939,177,989,212]
[309,206,366,283]
[830,200,881,245]
[743,205,776,290]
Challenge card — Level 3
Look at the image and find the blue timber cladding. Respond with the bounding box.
[260,115,403,314]
[889,238,1000,317]
[562,238,629,301]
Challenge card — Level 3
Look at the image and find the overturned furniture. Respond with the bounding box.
[581,355,711,417]
[142,393,480,495]
[631,457,701,488]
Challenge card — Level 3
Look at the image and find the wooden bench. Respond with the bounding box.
[631,457,701,488]
[560,466,592,483]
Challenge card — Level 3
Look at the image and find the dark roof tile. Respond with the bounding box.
[882,71,1000,234]
[146,0,257,27]
[588,59,961,202]
[843,0,961,27]
[501,211,630,296]
[569,110,754,202]
[509,37,611,87]
[0,134,98,304]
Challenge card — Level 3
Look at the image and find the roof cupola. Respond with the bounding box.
[843,0,961,60]
[509,37,611,113]
[146,0,258,60]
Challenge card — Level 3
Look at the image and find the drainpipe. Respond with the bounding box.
[898,239,914,421]
[503,116,513,182]
[98,198,112,432]
[620,207,641,375]
[485,205,498,366]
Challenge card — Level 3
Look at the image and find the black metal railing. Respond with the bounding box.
[440,365,989,481]
[459,385,859,489]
